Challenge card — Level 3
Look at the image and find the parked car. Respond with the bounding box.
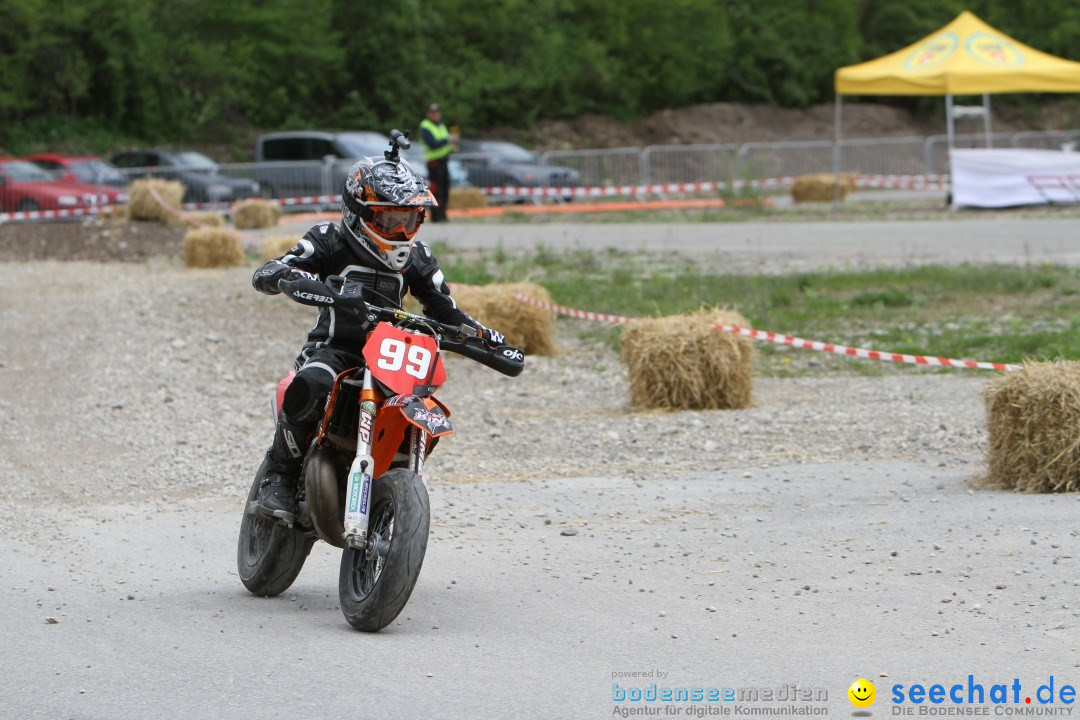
[24,154,129,190]
[456,139,580,195]
[24,154,130,205]
[109,149,259,204]
[0,158,120,213]
[252,130,469,201]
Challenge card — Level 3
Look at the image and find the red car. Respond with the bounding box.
[0,159,125,213]
[24,153,130,205]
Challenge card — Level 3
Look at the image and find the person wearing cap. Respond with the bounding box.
[419,103,453,222]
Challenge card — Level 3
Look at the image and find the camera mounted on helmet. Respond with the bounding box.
[340,129,436,273]
[384,129,411,163]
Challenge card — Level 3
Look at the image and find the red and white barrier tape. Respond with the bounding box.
[483,182,729,198]
[0,194,340,224]
[0,174,951,222]
[0,205,110,223]
[480,174,951,198]
[854,174,950,190]
[507,291,1020,372]
[178,194,341,211]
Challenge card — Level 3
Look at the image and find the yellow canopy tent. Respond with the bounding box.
[831,11,1080,176]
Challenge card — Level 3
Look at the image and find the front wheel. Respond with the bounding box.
[237,457,314,597]
[338,468,430,631]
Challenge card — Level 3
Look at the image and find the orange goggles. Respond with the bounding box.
[364,205,425,242]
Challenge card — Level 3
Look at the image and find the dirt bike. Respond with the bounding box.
[236,275,525,631]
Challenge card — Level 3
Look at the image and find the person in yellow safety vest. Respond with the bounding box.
[420,103,454,222]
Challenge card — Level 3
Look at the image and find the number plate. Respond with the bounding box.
[363,323,446,395]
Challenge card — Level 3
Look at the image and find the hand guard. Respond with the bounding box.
[481,327,506,347]
[278,276,337,307]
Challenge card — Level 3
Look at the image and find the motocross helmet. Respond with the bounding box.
[341,155,436,272]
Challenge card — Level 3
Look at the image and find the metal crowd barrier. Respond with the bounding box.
[114,128,1078,199]
[5,129,1078,222]
[537,129,1080,188]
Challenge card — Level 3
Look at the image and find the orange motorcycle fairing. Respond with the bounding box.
[370,394,454,479]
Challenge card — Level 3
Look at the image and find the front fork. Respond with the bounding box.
[342,368,428,548]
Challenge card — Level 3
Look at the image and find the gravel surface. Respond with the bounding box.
[0,258,992,515]
[3,219,1078,719]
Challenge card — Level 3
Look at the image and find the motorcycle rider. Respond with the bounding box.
[251,139,504,521]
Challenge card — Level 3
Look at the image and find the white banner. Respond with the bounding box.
[950,148,1080,208]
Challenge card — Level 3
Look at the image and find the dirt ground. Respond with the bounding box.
[183,100,1080,161]
[0,217,183,262]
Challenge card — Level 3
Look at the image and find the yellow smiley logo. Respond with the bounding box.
[966,32,1023,66]
[903,31,958,70]
[848,678,876,708]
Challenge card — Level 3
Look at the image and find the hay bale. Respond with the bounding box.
[102,203,129,222]
[183,228,245,268]
[128,179,186,222]
[981,361,1080,493]
[449,188,487,210]
[232,199,282,230]
[790,173,857,203]
[450,282,558,356]
[173,210,224,229]
[260,235,301,262]
[620,308,755,411]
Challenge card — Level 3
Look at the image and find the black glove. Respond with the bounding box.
[276,268,317,292]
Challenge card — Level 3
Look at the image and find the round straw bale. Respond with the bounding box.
[790,173,856,203]
[980,361,1080,493]
[620,308,755,410]
[183,228,245,268]
[449,188,487,210]
[232,198,282,230]
[260,235,301,263]
[449,282,558,356]
[127,179,186,222]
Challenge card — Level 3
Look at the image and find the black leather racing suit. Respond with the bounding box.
[252,221,479,460]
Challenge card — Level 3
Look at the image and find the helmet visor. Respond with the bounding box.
[363,205,424,243]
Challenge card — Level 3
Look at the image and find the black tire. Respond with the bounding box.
[338,468,430,632]
[16,199,41,212]
[237,457,314,597]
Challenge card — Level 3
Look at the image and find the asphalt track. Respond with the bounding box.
[417,217,1080,271]
[6,464,1080,719]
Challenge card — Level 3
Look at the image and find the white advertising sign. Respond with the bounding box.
[950,148,1080,208]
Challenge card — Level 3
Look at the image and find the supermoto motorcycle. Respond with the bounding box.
[237,275,525,631]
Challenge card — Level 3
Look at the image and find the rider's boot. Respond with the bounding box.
[257,412,308,521]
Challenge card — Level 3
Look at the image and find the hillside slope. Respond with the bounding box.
[486,100,1080,150]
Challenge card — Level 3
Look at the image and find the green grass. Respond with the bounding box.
[432,241,1080,374]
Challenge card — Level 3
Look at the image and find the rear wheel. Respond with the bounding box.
[237,457,314,597]
[16,199,41,212]
[338,468,430,631]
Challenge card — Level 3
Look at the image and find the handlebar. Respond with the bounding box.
[278,274,525,377]
[441,336,525,377]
